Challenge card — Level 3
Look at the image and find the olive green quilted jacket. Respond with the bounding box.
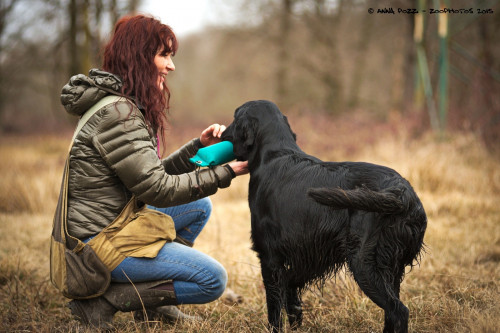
[61,69,234,239]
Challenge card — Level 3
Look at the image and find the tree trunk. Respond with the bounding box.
[0,0,19,124]
[476,5,499,148]
[346,4,372,110]
[128,0,140,12]
[402,14,416,113]
[81,0,92,73]
[276,0,293,107]
[315,0,342,114]
[109,0,119,26]
[68,0,79,76]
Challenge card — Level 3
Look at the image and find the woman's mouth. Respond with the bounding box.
[158,73,167,88]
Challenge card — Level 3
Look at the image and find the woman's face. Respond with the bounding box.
[154,45,175,90]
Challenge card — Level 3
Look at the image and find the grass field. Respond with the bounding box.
[0,118,499,332]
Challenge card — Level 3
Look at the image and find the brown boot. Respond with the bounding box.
[132,280,200,323]
[68,280,178,329]
[102,280,177,311]
[67,297,116,330]
[134,305,201,323]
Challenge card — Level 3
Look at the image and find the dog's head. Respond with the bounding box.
[221,100,296,161]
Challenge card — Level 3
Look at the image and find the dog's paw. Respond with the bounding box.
[223,288,244,305]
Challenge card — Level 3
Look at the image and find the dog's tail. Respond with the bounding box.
[307,184,406,214]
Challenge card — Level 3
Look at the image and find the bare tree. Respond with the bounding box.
[0,0,18,51]
[475,2,499,148]
[301,0,343,114]
[68,0,76,75]
[0,0,21,125]
[127,0,140,12]
[276,0,294,107]
[347,0,373,109]
[67,0,142,76]
[109,0,119,25]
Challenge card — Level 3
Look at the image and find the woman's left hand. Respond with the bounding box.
[200,124,226,146]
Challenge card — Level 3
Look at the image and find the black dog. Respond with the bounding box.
[221,100,427,333]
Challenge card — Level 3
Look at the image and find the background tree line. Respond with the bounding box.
[0,0,499,149]
[0,0,139,132]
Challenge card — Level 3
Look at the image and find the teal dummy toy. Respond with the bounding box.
[189,141,236,167]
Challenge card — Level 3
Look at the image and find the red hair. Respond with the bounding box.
[102,14,178,138]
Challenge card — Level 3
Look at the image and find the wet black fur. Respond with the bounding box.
[221,100,427,333]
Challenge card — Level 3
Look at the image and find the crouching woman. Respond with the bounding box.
[52,14,248,329]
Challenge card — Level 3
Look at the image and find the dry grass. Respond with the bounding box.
[0,125,499,332]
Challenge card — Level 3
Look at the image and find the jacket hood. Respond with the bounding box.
[61,69,123,117]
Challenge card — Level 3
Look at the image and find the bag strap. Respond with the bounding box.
[69,95,125,149]
[59,95,127,250]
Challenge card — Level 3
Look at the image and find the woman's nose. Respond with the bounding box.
[167,58,175,71]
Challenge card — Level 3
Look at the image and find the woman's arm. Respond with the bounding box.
[91,102,234,208]
[161,138,202,175]
[161,123,241,175]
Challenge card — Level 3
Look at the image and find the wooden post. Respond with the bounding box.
[437,0,450,136]
[415,0,440,132]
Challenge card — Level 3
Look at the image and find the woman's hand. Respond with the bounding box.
[228,161,249,176]
[200,124,248,176]
[200,124,226,146]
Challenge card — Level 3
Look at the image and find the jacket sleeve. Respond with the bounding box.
[161,138,203,175]
[90,102,234,208]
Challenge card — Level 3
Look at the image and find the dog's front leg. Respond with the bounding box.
[286,287,303,329]
[261,262,285,333]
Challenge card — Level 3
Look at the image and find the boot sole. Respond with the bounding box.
[134,306,201,323]
[67,300,115,331]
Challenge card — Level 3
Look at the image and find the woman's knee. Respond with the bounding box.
[198,197,212,221]
[202,260,228,301]
[183,197,212,229]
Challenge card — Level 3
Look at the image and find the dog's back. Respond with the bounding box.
[249,151,426,289]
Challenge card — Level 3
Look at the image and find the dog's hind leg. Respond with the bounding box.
[349,253,409,333]
[383,263,409,332]
[261,262,286,333]
[285,287,303,329]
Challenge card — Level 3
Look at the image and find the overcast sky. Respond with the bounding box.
[139,0,241,37]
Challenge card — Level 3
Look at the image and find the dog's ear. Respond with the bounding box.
[240,115,256,148]
[232,109,257,160]
[283,115,297,142]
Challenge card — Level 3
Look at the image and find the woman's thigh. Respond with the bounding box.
[149,197,212,243]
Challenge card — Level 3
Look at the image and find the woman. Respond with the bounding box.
[60,14,248,328]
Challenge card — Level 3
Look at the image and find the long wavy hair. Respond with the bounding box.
[102,14,178,143]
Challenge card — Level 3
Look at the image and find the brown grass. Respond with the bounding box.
[0,122,499,332]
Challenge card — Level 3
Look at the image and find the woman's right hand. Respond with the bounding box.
[228,161,249,176]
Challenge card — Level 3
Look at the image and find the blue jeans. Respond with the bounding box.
[88,197,227,304]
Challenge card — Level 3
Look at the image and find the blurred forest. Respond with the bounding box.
[0,0,499,150]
